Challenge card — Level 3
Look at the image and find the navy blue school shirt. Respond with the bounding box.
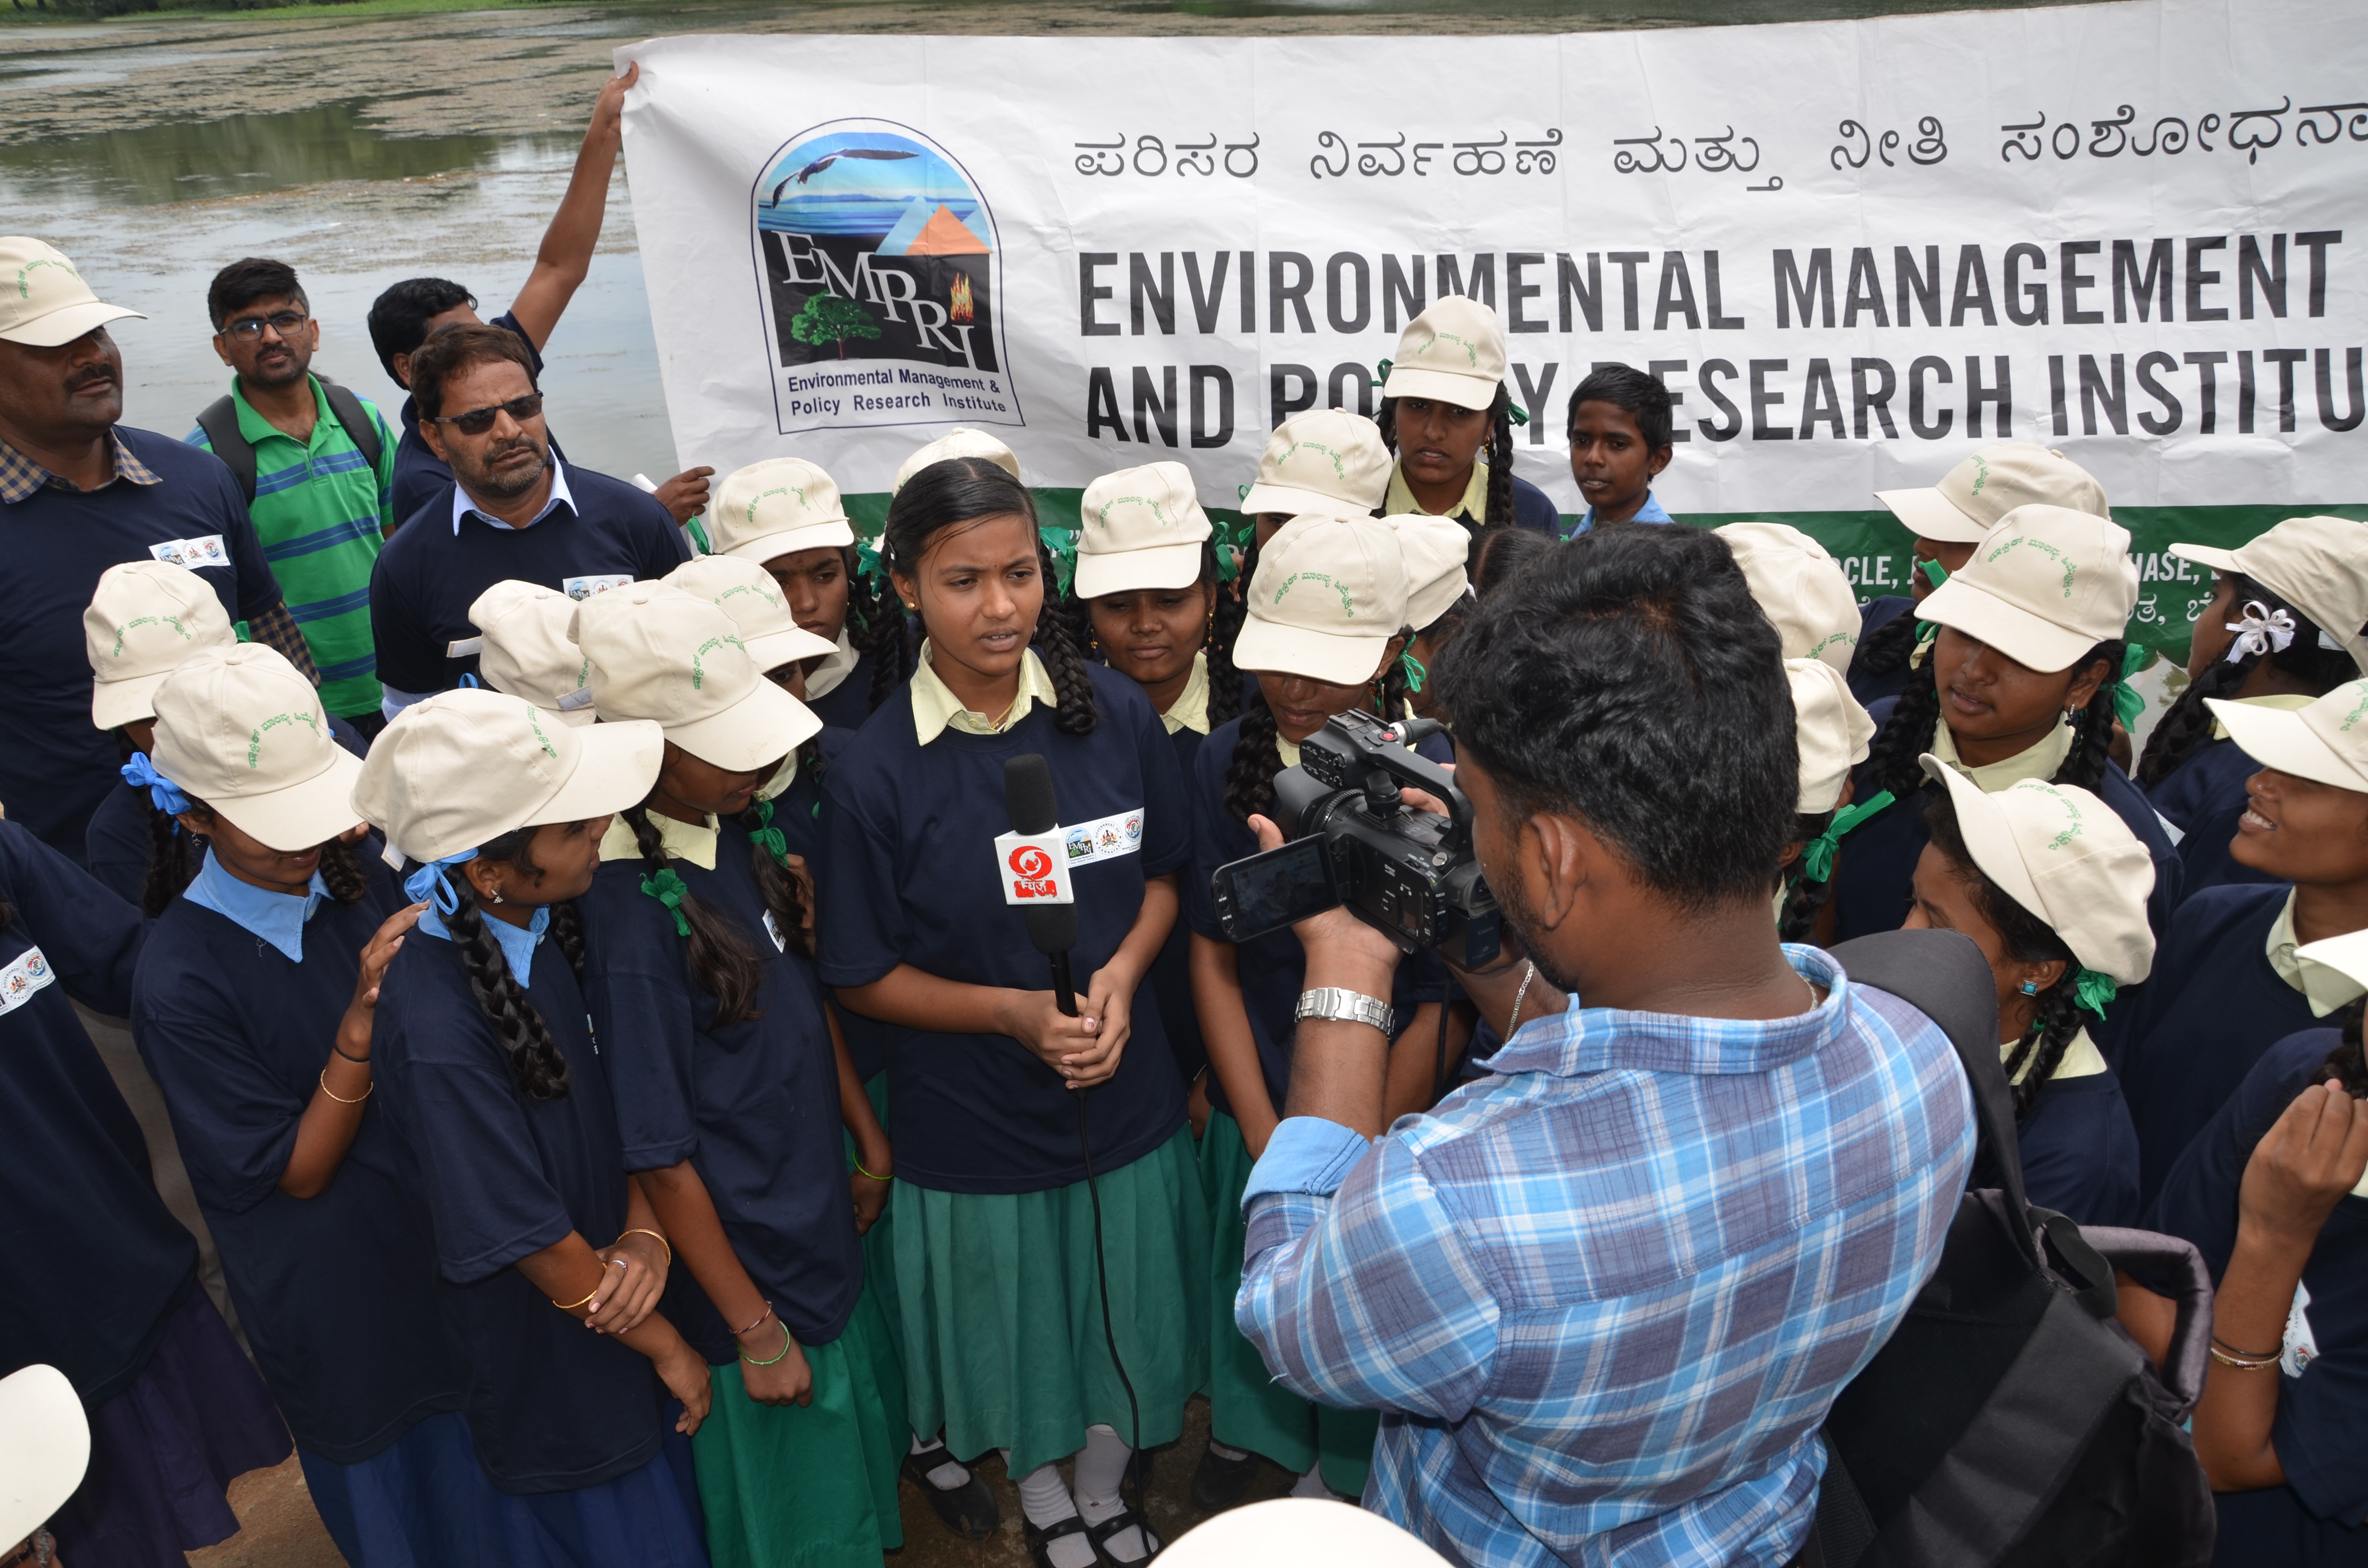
[1181,714,1455,1124]
[387,310,559,527]
[2148,735,2282,906]
[804,652,876,733]
[371,923,667,1494]
[0,820,197,1405]
[1152,720,1210,1088]
[580,841,862,1363]
[1849,595,1918,708]
[814,662,1190,1193]
[130,858,465,1462]
[369,458,687,700]
[0,427,281,859]
[2146,1027,2368,1559]
[1829,700,2183,944]
[2018,1069,2143,1228]
[2114,883,2320,1210]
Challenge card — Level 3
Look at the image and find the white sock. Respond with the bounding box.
[1016,1459,1096,1568]
[908,1431,971,1491]
[1291,1462,1334,1499]
[1074,1424,1156,1562]
[1206,1438,1249,1462]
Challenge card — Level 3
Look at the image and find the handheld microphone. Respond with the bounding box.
[1004,753,1078,1016]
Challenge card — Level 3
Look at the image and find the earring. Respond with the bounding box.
[489,888,506,906]
[2019,979,2039,995]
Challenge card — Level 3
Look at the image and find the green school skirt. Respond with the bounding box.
[1201,1110,1378,1498]
[690,1281,906,1568]
[886,1125,1211,1478]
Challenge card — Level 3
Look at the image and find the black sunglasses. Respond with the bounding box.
[432,392,545,437]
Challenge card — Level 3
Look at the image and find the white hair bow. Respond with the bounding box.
[2225,600,2298,662]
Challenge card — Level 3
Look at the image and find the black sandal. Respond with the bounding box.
[1025,1512,1096,1568]
[1085,1506,1161,1564]
[903,1446,1000,1540]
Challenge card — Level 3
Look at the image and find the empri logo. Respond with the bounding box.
[746,485,812,523]
[111,613,193,658]
[753,118,1021,437]
[688,633,749,690]
[1095,494,1170,531]
[2341,685,2368,732]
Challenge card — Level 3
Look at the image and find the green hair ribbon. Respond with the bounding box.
[1799,789,1895,884]
[2072,967,2119,1020]
[1399,649,1427,694]
[747,796,790,869]
[1908,624,1939,668]
[855,528,888,587]
[1213,517,1253,583]
[685,514,713,555]
[2108,643,2147,731]
[639,867,692,937]
[1370,357,1394,388]
[1920,557,1948,589]
[1038,526,1079,597]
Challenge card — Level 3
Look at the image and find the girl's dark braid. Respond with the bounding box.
[734,801,815,961]
[140,803,206,918]
[318,837,369,904]
[1848,610,1921,685]
[2001,977,2085,1119]
[793,735,827,794]
[623,806,764,1027]
[439,856,569,1101]
[1205,544,1248,729]
[547,900,588,985]
[2137,578,2355,787]
[1777,810,1837,943]
[846,543,913,712]
[1031,539,1098,737]
[1372,630,1414,722]
[1376,387,1517,532]
[2052,639,2125,792]
[1864,661,1946,801]
[2316,997,2368,1097]
[1223,690,1283,826]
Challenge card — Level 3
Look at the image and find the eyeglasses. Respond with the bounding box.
[222,310,309,342]
[432,392,545,436]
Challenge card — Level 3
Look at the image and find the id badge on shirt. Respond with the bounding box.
[763,910,789,953]
[149,535,229,570]
[0,945,56,1017]
[564,574,634,601]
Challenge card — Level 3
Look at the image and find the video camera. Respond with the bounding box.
[1209,711,1502,969]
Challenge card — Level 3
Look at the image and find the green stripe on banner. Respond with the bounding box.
[838,493,2368,664]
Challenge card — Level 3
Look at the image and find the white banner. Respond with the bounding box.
[617,0,2367,532]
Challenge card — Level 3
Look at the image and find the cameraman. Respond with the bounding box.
[1231,526,1976,1567]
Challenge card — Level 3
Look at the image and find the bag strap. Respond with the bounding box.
[194,394,256,503]
[1829,929,2041,1270]
[2081,1224,2218,1415]
[316,377,384,475]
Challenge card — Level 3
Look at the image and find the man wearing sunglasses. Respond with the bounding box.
[189,257,399,733]
[365,323,686,717]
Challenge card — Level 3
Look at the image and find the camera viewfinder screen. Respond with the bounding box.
[1215,838,1335,940]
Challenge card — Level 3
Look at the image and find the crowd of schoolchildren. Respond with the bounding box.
[4,191,2368,1568]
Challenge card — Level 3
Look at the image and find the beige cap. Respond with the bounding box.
[355,687,664,865]
[84,559,238,729]
[0,1364,88,1552]
[1788,658,1875,814]
[573,586,819,772]
[664,555,838,673]
[1239,408,1393,519]
[150,645,364,853]
[1074,462,1213,599]
[2170,515,2368,673]
[469,580,598,726]
[892,428,1022,495]
[1717,522,1862,674]
[2209,678,2368,794]
[1875,443,2110,546]
[706,457,855,563]
[2294,927,2368,1017]
[0,237,145,348]
[1235,514,1410,685]
[1380,295,1506,412]
[1920,759,2156,986]
[1161,1499,1449,1568]
[1387,514,1473,631]
[1918,506,2138,674]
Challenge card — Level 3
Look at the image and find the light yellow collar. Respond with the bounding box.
[1384,455,1491,526]
[756,750,798,801]
[600,810,720,870]
[1274,731,1301,769]
[1161,651,1210,736]
[910,640,1060,745]
[2003,1026,2107,1084]
[2212,690,2317,743]
[2269,890,2368,1016]
[805,627,860,701]
[1931,719,2074,793]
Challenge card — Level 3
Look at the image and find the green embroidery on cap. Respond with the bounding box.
[688,633,748,690]
[1983,534,2078,599]
[716,581,782,612]
[1807,629,1858,661]
[13,258,76,300]
[1967,453,1991,496]
[2341,684,2368,732]
[110,613,194,658]
[245,710,321,769]
[2034,785,2086,852]
[1094,494,1170,530]
[525,706,560,759]
[1427,329,1481,368]
[1273,570,1356,618]
[746,484,813,524]
[1279,441,1348,481]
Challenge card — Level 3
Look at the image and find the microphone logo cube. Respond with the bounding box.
[994,831,1074,904]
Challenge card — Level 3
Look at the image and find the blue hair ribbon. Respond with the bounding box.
[403,850,481,916]
[121,752,191,818]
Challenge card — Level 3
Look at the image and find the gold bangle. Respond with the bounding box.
[853,1158,892,1182]
[2209,1346,2279,1371]
[318,1068,371,1105]
[552,1282,602,1311]
[616,1227,671,1264]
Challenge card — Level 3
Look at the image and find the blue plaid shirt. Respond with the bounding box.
[1236,946,1974,1568]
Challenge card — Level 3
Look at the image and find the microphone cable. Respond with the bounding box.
[1075,1083,1148,1549]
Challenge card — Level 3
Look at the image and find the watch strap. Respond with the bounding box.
[1295,986,1396,1035]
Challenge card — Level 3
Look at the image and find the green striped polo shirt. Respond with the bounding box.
[187,375,396,718]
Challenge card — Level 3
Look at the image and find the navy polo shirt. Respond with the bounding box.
[1829,700,2183,944]
[1181,714,1454,1124]
[814,663,1190,1193]
[1849,595,1918,708]
[805,653,876,733]
[371,925,666,1494]
[2113,884,2320,1208]
[1505,473,1562,536]
[2146,1028,2368,1559]
[1151,721,1210,1088]
[369,459,687,698]
[388,310,559,526]
[0,820,197,1405]
[2148,736,2281,906]
[131,859,464,1462]
[2018,1070,2142,1228]
[0,428,280,858]
[581,839,862,1363]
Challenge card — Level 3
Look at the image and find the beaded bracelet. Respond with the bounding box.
[318,1069,371,1105]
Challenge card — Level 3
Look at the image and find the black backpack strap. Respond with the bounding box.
[194,394,256,503]
[316,377,384,474]
[2081,1225,2217,1415]
[1829,928,2041,1270]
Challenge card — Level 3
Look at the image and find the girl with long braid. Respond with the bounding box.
[1376,297,1559,538]
[569,587,903,1568]
[1183,514,1453,1510]
[815,457,1204,1568]
[1830,505,2181,947]
[357,688,715,1565]
[1776,659,1876,945]
[2139,515,2368,902]
[1902,761,2156,1225]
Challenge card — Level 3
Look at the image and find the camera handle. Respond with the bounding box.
[1357,720,1480,856]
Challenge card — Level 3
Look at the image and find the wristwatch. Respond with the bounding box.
[1295,987,1396,1035]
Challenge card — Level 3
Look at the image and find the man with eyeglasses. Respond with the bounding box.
[366,322,686,717]
[188,256,399,733]
[0,236,319,863]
